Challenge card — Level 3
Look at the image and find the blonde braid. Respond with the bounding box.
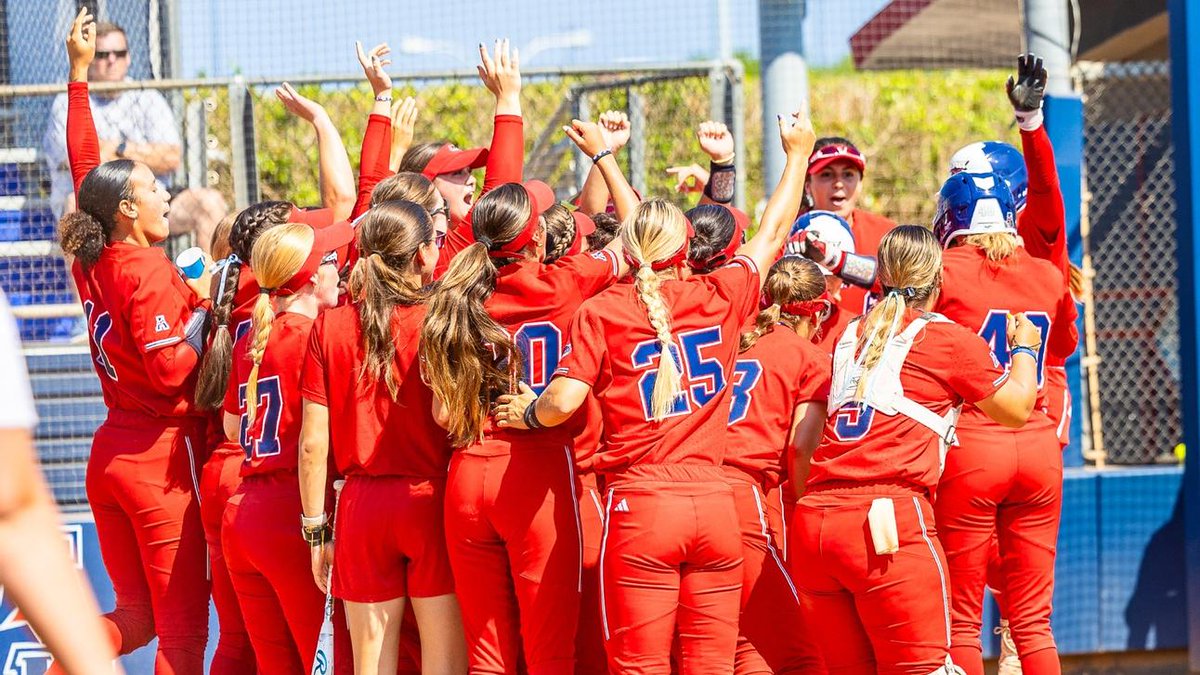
[244,292,275,425]
[634,265,684,420]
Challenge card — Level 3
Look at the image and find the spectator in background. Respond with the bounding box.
[0,287,123,675]
[42,21,181,218]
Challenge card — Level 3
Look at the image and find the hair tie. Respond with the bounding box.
[884,286,917,298]
[477,235,494,248]
[215,254,241,304]
[259,287,276,295]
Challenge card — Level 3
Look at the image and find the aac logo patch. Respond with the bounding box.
[154,314,170,333]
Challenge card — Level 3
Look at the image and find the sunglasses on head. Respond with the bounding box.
[96,49,129,61]
[811,144,864,161]
[320,251,338,266]
[429,205,449,219]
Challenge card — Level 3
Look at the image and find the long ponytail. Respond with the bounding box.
[350,201,434,401]
[58,160,137,268]
[243,224,313,425]
[623,199,691,421]
[420,242,520,446]
[853,225,942,399]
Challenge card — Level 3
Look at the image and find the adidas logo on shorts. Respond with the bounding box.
[613,498,630,513]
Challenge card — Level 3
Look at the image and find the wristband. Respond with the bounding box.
[375,93,393,103]
[1014,108,1044,132]
[591,149,613,164]
[705,162,736,204]
[523,400,545,430]
[1010,346,1038,361]
[301,513,327,529]
[301,524,330,547]
[711,152,735,166]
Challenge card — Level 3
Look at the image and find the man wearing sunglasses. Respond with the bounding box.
[42,21,182,218]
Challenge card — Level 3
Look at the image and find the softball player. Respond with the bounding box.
[220,221,354,674]
[932,172,1068,675]
[493,112,812,673]
[792,225,1043,675]
[419,176,629,674]
[299,201,465,675]
[725,256,832,674]
[56,9,211,671]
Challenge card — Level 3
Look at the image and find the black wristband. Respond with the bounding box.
[523,400,544,430]
[591,149,613,164]
[705,162,736,204]
[301,524,330,547]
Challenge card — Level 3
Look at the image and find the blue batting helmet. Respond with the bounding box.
[949,141,1028,211]
[933,172,1018,247]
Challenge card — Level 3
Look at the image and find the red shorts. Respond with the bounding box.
[332,475,455,602]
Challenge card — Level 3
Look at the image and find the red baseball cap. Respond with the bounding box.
[421,144,488,179]
[289,206,336,227]
[489,181,557,258]
[567,211,596,256]
[267,220,355,296]
[807,143,866,176]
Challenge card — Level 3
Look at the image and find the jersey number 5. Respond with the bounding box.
[978,310,1051,387]
[632,326,727,421]
[237,376,283,459]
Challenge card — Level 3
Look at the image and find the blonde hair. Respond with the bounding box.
[349,201,434,401]
[962,231,1019,261]
[622,199,690,420]
[371,172,440,210]
[245,223,315,425]
[740,257,826,352]
[853,225,943,399]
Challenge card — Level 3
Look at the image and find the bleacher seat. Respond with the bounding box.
[25,349,101,510]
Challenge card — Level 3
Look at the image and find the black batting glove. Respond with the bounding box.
[1006,53,1047,113]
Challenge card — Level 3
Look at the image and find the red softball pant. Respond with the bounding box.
[791,490,953,675]
[600,465,743,675]
[764,484,792,564]
[935,426,1063,675]
[222,472,353,675]
[85,411,211,675]
[725,474,820,674]
[577,471,609,675]
[200,443,255,675]
[445,447,582,675]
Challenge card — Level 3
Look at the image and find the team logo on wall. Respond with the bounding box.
[0,526,85,674]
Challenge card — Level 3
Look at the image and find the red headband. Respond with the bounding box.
[688,206,749,270]
[624,219,696,272]
[760,290,833,319]
[487,181,556,259]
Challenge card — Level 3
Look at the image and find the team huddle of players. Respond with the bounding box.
[56,6,1075,675]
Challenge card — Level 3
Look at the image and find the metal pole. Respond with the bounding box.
[716,0,733,62]
[228,76,258,209]
[572,94,591,193]
[758,0,808,195]
[628,88,647,198]
[1167,1,1200,669]
[729,61,747,212]
[1023,0,1073,97]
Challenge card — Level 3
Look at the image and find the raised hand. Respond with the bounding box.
[779,111,816,159]
[665,164,710,193]
[275,82,328,123]
[356,41,393,96]
[390,96,418,168]
[67,6,96,81]
[1006,53,1047,113]
[697,121,735,162]
[598,111,631,153]
[563,119,609,158]
[478,39,521,102]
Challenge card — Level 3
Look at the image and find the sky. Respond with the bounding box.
[174,0,893,78]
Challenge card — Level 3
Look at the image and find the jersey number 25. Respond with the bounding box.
[632,326,727,421]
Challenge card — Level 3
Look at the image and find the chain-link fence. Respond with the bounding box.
[1078,60,1180,465]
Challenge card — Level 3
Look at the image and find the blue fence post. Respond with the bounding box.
[1167,0,1200,668]
[1043,94,1085,466]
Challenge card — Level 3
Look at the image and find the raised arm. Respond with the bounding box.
[564,119,640,222]
[478,40,524,192]
[349,41,404,218]
[65,7,100,191]
[739,112,814,280]
[1007,52,1067,264]
[576,110,631,214]
[275,82,355,220]
[696,121,736,206]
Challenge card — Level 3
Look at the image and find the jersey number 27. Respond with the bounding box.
[237,376,283,460]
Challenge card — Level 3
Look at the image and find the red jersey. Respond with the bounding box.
[467,250,621,455]
[573,394,604,472]
[725,325,831,489]
[434,114,525,278]
[806,309,1007,494]
[838,208,896,314]
[300,303,451,477]
[73,243,205,418]
[554,256,761,476]
[937,244,1063,433]
[223,312,313,477]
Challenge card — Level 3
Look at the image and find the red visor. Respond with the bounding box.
[566,211,596,256]
[807,143,866,175]
[421,144,488,179]
[264,220,355,297]
[488,181,556,259]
